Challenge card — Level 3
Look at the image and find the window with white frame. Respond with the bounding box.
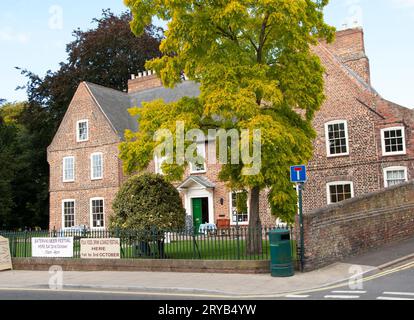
[327,181,354,204]
[384,166,408,187]
[381,127,406,156]
[230,191,249,224]
[63,157,75,182]
[62,200,75,229]
[325,120,349,157]
[90,198,104,229]
[77,120,89,142]
[190,142,206,173]
[91,153,103,180]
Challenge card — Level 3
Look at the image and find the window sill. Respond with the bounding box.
[230,222,249,226]
[90,228,105,231]
[327,153,350,158]
[381,152,407,157]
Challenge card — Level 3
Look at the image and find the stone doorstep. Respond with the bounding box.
[11,258,271,274]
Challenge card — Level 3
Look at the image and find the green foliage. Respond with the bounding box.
[110,173,186,230]
[235,191,248,216]
[9,10,162,229]
[122,0,335,223]
[0,102,48,229]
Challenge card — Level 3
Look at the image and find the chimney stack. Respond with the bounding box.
[128,70,163,94]
[324,28,371,84]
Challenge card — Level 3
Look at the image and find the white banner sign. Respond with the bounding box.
[32,237,74,258]
[80,238,121,259]
[0,236,12,271]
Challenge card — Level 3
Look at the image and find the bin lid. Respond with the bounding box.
[268,228,290,234]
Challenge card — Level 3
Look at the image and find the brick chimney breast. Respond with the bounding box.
[128,71,163,93]
[324,28,371,85]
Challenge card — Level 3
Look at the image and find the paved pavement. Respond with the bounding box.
[344,237,414,268]
[0,261,413,300]
[0,237,413,299]
[0,262,376,297]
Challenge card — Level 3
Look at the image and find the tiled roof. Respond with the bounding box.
[85,81,200,140]
[178,176,216,189]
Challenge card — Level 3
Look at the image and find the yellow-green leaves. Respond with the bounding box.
[123,0,335,222]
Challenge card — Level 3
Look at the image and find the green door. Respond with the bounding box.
[192,198,203,232]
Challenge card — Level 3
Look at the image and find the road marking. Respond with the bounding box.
[332,290,366,294]
[383,292,414,296]
[324,295,360,299]
[282,261,414,298]
[377,297,414,301]
[0,260,413,300]
[285,294,310,298]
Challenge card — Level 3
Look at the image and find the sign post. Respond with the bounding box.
[290,165,307,272]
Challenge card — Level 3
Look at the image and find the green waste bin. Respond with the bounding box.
[269,229,294,277]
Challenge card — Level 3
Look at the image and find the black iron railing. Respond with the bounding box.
[0,225,296,261]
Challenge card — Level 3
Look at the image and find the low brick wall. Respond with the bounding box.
[12,258,270,274]
[303,181,414,271]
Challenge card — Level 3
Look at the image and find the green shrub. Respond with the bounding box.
[110,173,186,230]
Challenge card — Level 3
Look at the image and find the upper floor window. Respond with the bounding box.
[63,156,75,182]
[91,153,103,180]
[384,166,408,187]
[90,198,105,229]
[77,120,89,142]
[381,127,406,156]
[327,181,354,204]
[62,200,75,229]
[325,120,349,157]
[190,142,207,174]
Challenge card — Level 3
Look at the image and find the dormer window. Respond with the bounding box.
[77,120,89,142]
[381,127,406,156]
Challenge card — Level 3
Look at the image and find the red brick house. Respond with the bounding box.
[48,28,413,231]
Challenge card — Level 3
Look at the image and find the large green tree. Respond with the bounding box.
[122,0,335,253]
[0,102,36,229]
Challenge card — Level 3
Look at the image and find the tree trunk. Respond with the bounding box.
[247,186,262,255]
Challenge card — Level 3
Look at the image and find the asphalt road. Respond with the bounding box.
[279,260,414,300]
[0,260,413,301]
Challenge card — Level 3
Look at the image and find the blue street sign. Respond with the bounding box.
[290,165,307,183]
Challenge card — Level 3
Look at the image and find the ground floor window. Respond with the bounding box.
[230,191,249,224]
[327,181,354,204]
[90,198,105,229]
[62,200,75,229]
[384,167,408,187]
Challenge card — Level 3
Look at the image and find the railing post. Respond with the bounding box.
[24,230,28,258]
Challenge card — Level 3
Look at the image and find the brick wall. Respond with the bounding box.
[47,83,124,230]
[302,181,414,271]
[323,28,371,84]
